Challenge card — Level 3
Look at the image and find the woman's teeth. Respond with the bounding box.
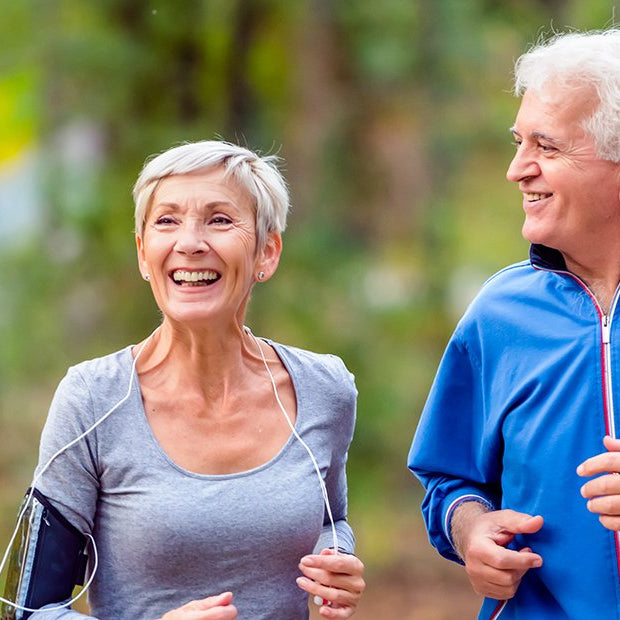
[172,270,220,285]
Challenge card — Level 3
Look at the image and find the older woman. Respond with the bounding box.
[0,141,364,620]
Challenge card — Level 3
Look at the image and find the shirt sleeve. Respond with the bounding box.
[35,366,100,533]
[29,367,102,619]
[407,330,502,564]
[32,603,97,619]
[314,358,357,555]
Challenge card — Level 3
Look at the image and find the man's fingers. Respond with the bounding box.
[581,472,620,499]
[484,546,542,571]
[599,514,620,530]
[578,453,620,476]
[466,556,532,599]
[603,435,620,452]
[492,510,544,537]
[578,436,620,477]
[513,514,544,535]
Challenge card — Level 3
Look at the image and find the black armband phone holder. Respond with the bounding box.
[0,488,88,620]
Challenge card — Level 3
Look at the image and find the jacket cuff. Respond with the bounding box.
[443,492,495,561]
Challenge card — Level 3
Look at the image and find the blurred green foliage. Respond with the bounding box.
[0,0,618,615]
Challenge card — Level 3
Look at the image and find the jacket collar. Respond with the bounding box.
[529,244,567,271]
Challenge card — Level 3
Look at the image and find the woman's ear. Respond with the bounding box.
[135,234,149,281]
[255,232,282,282]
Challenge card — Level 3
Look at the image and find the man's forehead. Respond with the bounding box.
[510,87,596,139]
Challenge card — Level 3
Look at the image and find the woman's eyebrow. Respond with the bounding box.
[153,200,236,211]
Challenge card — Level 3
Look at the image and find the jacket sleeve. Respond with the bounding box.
[407,331,502,564]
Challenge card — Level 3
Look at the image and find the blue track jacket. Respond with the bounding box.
[409,244,620,619]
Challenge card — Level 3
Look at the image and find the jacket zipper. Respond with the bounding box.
[539,270,619,436]
[602,313,616,438]
[533,264,620,607]
[579,284,620,609]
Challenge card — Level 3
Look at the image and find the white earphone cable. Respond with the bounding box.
[0,326,338,615]
[0,332,155,613]
[245,327,339,555]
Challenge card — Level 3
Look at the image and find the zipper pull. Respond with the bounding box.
[603,315,612,344]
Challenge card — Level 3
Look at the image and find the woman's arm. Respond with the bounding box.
[298,359,365,617]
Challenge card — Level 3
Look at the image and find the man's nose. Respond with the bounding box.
[506,145,539,183]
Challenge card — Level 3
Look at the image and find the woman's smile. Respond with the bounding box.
[170,269,222,286]
[136,167,263,323]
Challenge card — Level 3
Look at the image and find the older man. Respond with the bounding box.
[408,29,620,618]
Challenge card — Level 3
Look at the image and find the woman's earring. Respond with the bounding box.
[257,272,265,281]
[144,274,150,281]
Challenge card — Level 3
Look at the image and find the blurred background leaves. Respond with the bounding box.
[0,0,618,617]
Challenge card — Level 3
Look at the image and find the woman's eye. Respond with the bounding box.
[210,215,233,225]
[154,216,176,225]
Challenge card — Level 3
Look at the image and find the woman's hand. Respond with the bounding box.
[296,548,365,618]
[159,592,237,619]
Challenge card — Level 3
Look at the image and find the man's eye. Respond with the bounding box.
[539,144,556,153]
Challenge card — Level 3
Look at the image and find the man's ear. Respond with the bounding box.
[255,232,283,282]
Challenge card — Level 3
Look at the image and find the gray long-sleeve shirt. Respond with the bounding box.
[31,339,357,620]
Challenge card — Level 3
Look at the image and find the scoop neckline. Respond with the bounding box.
[124,340,304,480]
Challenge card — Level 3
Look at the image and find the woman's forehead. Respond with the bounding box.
[151,169,252,209]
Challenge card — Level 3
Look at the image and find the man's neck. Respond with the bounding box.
[563,254,620,314]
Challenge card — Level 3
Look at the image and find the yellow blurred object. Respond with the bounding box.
[0,70,37,166]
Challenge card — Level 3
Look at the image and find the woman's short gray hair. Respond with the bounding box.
[133,140,290,248]
[513,28,620,162]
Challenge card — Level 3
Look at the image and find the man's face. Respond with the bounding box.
[506,86,620,263]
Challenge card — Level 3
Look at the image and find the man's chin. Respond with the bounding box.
[521,223,553,248]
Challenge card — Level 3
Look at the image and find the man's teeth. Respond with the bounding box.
[172,270,219,284]
[525,192,551,202]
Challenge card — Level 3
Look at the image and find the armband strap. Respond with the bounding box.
[0,488,88,620]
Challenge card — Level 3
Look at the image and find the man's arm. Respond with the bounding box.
[451,501,544,600]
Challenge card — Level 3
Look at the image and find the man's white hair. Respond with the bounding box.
[513,28,620,162]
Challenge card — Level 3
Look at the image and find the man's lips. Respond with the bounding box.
[524,192,552,203]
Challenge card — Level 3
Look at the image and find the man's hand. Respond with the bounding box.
[451,502,543,600]
[578,435,620,530]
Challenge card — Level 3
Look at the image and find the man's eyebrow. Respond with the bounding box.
[508,126,563,146]
[531,131,563,145]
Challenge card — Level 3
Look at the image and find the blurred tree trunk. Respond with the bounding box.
[226,0,262,137]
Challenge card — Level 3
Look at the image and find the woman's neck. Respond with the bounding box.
[135,319,260,397]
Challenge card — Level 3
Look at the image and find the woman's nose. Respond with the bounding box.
[174,224,210,255]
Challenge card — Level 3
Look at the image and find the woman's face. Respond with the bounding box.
[136,167,281,327]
